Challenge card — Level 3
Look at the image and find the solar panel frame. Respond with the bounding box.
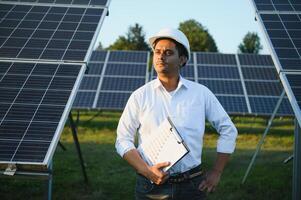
[0,60,86,170]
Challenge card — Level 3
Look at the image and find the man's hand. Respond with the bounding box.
[145,162,170,185]
[199,169,221,193]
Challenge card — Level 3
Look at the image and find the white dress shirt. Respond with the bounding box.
[115,76,237,174]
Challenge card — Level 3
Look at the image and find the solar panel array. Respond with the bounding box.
[251,0,301,126]
[73,50,149,110]
[0,0,110,171]
[150,52,292,115]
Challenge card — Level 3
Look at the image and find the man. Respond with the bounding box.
[116,28,237,200]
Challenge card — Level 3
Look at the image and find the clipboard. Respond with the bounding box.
[138,117,190,172]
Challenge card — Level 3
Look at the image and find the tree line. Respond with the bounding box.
[98,19,262,54]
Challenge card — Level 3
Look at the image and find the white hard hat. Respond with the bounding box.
[149,28,190,62]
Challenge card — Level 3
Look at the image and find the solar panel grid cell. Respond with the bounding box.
[73,91,95,108]
[105,63,146,77]
[216,95,249,114]
[198,65,240,79]
[198,79,244,95]
[245,81,283,96]
[249,97,293,115]
[96,92,130,109]
[108,51,148,63]
[241,67,279,80]
[196,53,237,65]
[101,77,145,91]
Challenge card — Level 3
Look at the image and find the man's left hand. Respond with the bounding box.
[198,169,221,193]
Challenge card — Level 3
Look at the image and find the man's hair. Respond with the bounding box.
[153,37,188,67]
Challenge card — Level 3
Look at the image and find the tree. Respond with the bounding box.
[107,23,150,51]
[178,19,218,52]
[238,32,263,54]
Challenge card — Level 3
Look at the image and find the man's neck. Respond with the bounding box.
[158,74,180,92]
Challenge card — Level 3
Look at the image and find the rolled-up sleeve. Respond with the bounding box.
[205,89,238,153]
[115,93,140,157]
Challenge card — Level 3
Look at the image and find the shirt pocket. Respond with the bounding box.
[175,102,203,131]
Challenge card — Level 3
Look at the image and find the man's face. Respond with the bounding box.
[153,39,186,76]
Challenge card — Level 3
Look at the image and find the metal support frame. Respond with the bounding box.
[293,119,301,200]
[0,160,53,200]
[242,90,286,184]
[68,112,88,183]
[58,141,67,151]
[47,161,53,200]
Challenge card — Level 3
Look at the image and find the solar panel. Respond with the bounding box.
[108,50,149,63]
[259,13,301,71]
[241,67,278,80]
[85,63,104,75]
[249,96,293,116]
[95,51,149,110]
[251,1,301,198]
[89,50,107,62]
[216,95,249,114]
[196,52,237,65]
[198,79,244,95]
[0,3,104,62]
[0,0,109,7]
[0,61,85,169]
[253,0,301,12]
[198,65,240,79]
[74,50,149,110]
[72,91,95,109]
[101,77,145,91]
[78,76,100,90]
[96,92,131,110]
[245,81,283,96]
[238,54,274,66]
[105,63,147,76]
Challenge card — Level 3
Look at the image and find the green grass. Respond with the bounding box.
[0,112,294,200]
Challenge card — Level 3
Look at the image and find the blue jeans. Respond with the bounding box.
[135,174,206,200]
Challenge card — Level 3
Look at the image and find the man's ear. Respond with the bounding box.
[179,56,187,67]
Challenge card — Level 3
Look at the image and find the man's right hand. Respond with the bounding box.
[145,162,170,185]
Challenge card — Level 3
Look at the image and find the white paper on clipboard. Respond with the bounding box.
[138,117,189,172]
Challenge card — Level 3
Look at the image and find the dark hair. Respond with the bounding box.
[153,37,188,67]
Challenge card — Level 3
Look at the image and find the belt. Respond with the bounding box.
[167,165,203,183]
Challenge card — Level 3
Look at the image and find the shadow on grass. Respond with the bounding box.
[0,143,293,200]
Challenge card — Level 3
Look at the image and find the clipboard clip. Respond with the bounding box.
[168,117,183,144]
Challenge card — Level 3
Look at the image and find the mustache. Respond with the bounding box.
[156,61,167,65]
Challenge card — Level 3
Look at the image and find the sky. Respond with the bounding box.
[96,0,270,54]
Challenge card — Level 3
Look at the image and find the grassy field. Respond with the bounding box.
[0,111,295,200]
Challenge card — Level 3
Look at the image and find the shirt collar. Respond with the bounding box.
[153,75,189,90]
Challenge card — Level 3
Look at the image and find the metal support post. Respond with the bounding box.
[242,90,285,184]
[68,112,88,183]
[293,118,301,200]
[47,161,53,200]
